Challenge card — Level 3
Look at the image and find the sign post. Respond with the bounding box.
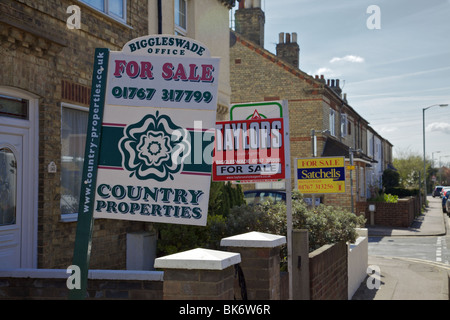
[70,35,220,299]
[69,48,109,300]
[213,100,293,299]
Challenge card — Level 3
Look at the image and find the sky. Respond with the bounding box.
[231,0,450,164]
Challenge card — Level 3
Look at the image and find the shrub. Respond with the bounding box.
[369,193,398,203]
[156,191,366,257]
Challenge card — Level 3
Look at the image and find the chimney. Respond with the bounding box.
[328,78,342,96]
[235,0,265,47]
[276,32,300,68]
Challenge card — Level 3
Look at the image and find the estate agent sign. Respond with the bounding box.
[213,101,288,182]
[87,35,219,226]
[295,157,346,194]
[70,35,219,299]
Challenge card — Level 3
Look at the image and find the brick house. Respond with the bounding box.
[0,0,235,270]
[230,3,393,211]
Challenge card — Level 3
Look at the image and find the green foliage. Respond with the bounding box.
[384,187,420,197]
[383,193,398,203]
[369,193,398,203]
[155,190,366,257]
[382,169,400,188]
[156,181,245,256]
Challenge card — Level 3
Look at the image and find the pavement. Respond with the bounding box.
[351,196,450,300]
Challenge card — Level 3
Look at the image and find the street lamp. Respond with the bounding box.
[423,104,448,203]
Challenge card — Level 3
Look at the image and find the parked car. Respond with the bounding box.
[243,189,286,205]
[442,191,450,213]
[433,186,444,197]
[440,187,450,198]
[445,195,450,215]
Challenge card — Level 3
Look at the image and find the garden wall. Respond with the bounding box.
[358,196,419,228]
[309,241,348,300]
[0,269,163,300]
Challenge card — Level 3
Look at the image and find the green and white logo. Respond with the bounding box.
[119,111,190,181]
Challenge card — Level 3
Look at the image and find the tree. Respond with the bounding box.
[393,148,433,191]
[382,169,400,189]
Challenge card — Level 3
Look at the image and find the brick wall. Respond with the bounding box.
[309,242,348,300]
[0,270,163,300]
[162,267,235,300]
[0,0,150,269]
[364,197,418,228]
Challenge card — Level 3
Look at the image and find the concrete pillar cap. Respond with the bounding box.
[154,248,241,271]
[221,231,286,248]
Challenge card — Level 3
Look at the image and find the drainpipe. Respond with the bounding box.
[158,0,162,34]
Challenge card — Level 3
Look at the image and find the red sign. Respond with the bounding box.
[213,118,285,182]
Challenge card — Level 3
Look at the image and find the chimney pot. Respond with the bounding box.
[286,33,291,43]
[331,79,335,87]
[327,79,330,86]
[292,32,297,43]
[320,75,324,79]
[279,32,285,44]
[336,79,340,87]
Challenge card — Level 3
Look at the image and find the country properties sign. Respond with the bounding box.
[70,35,220,299]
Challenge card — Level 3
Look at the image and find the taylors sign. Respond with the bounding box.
[213,101,288,182]
[213,118,285,181]
[81,35,219,226]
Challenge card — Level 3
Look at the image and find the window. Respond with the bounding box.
[340,113,348,137]
[0,94,28,120]
[61,104,88,216]
[175,0,187,35]
[80,0,126,23]
[329,109,336,136]
[0,147,16,226]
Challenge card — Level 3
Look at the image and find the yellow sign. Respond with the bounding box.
[295,157,346,194]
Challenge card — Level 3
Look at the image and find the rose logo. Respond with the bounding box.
[119,111,190,181]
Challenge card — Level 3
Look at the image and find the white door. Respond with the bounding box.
[0,132,22,268]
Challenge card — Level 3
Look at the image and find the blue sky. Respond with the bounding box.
[232,0,450,163]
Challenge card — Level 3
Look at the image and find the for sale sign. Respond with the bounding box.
[295,157,346,194]
[79,35,219,227]
[212,117,286,182]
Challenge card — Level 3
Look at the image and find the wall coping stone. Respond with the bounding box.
[220,231,286,248]
[154,248,241,271]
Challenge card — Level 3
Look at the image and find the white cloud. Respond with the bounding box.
[330,55,365,64]
[312,67,342,78]
[426,122,450,134]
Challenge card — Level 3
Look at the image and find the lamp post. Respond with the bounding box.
[423,104,448,203]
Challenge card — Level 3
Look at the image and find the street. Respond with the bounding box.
[368,196,450,265]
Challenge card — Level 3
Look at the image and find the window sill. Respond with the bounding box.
[60,213,78,223]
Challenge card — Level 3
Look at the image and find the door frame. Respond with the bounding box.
[0,86,39,268]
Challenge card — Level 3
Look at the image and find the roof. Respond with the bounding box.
[230,30,394,148]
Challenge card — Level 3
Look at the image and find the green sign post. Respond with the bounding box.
[69,48,110,300]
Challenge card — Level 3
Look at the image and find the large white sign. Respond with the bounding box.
[88,35,219,226]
